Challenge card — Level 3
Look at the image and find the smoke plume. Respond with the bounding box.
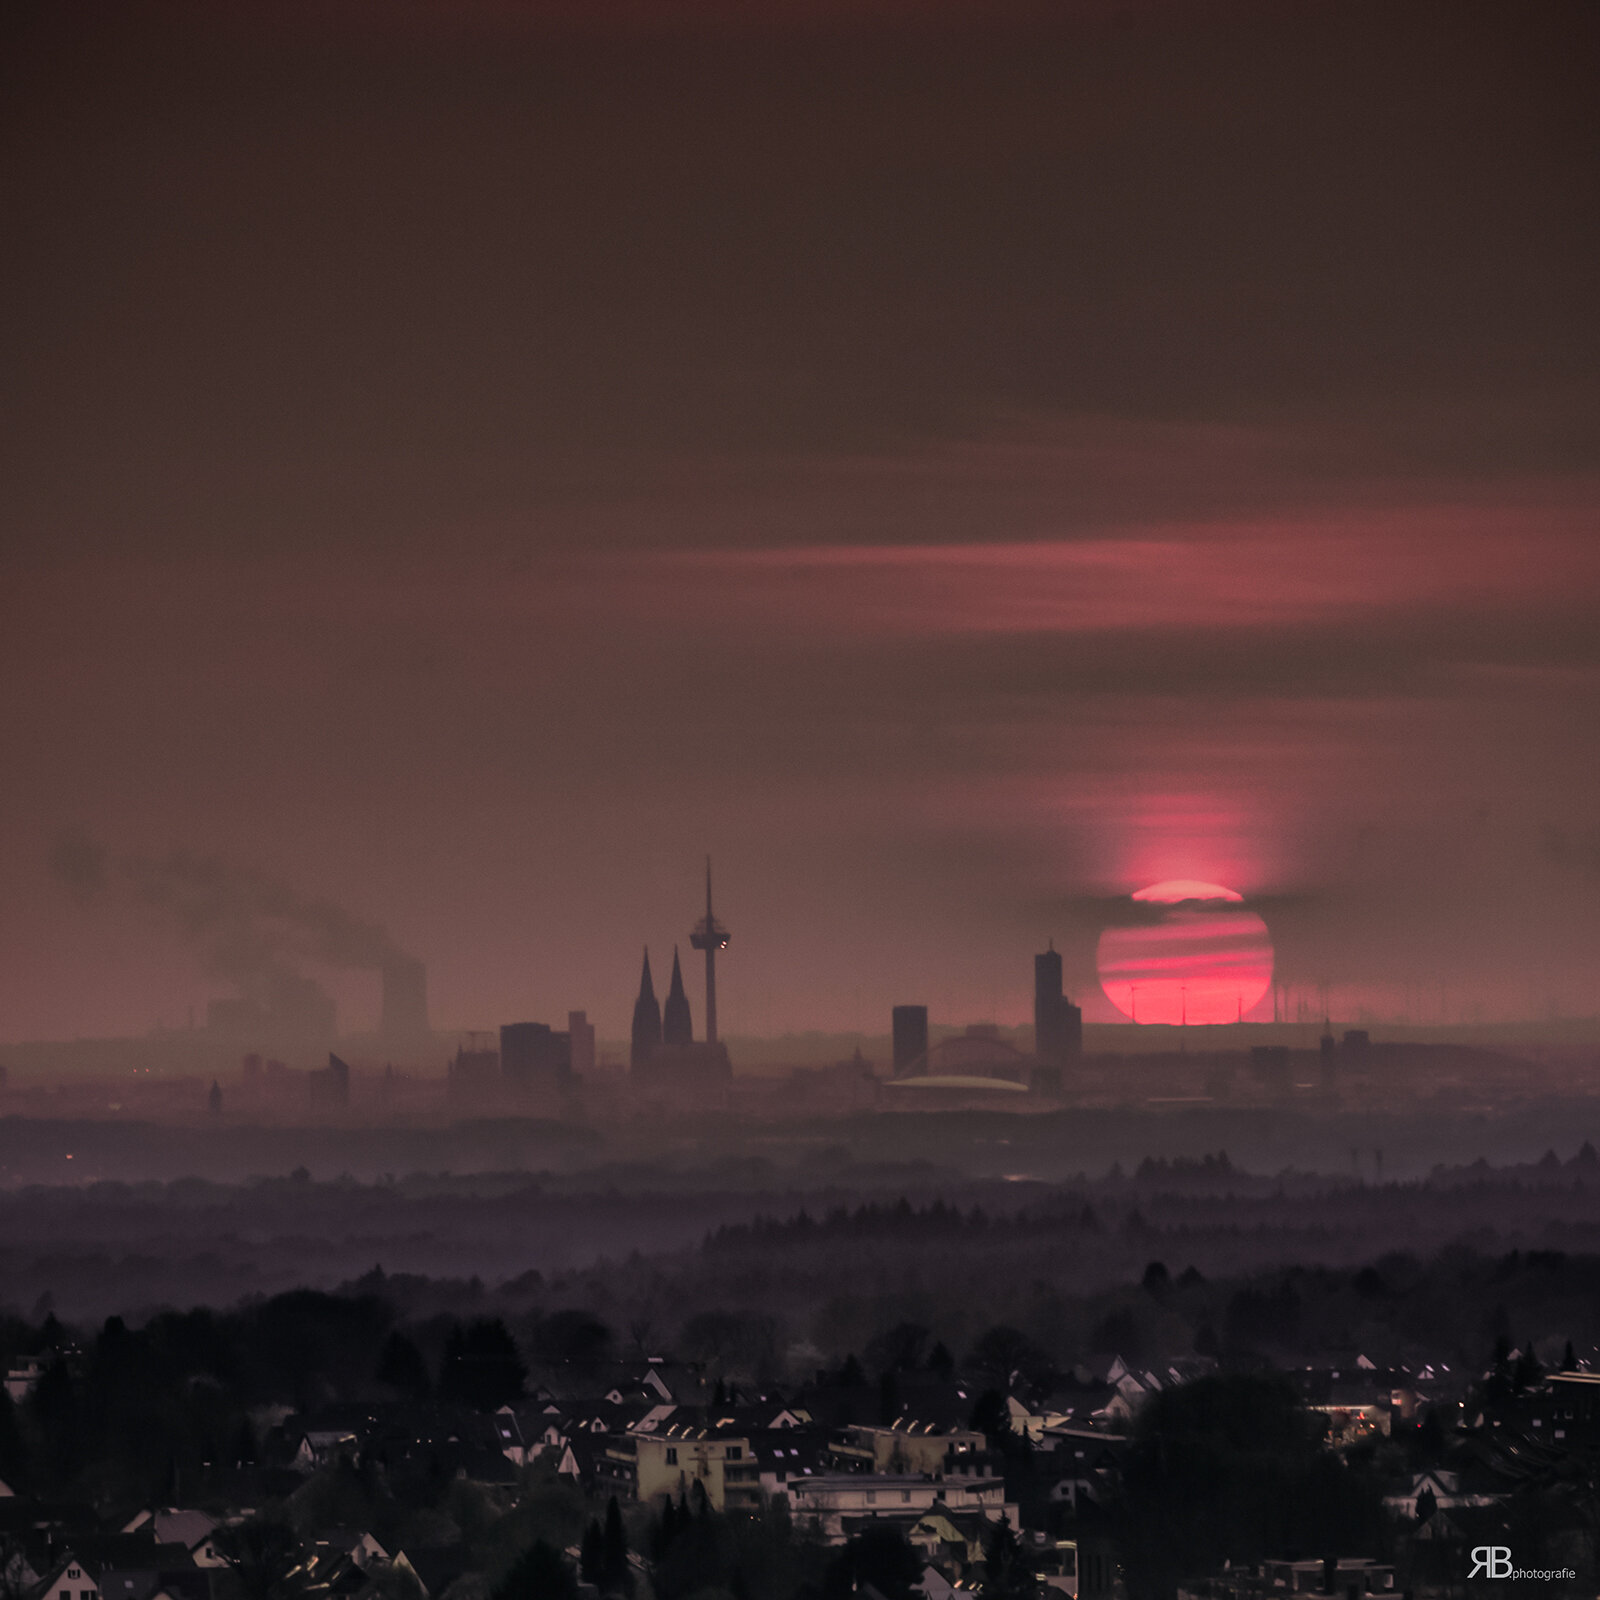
[49,831,412,999]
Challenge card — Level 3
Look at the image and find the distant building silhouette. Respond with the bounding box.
[448,1039,500,1106]
[309,1052,350,1111]
[887,1024,1035,1099]
[501,1021,572,1093]
[1249,1044,1291,1091]
[568,1010,596,1077]
[688,858,730,1046]
[663,948,694,1047]
[382,958,429,1037]
[630,869,734,1102]
[1033,940,1083,1088]
[892,1005,929,1077]
[631,949,662,1071]
[207,1079,223,1116]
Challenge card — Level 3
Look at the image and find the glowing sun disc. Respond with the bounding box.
[1098,880,1273,1024]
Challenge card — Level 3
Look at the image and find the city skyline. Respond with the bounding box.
[3,0,1598,1045]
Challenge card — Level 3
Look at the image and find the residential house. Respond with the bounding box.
[1177,1559,1396,1600]
[1034,1423,1128,1511]
[313,1532,389,1572]
[787,1472,1017,1544]
[391,1545,471,1600]
[1382,1468,1504,1521]
[825,1423,987,1477]
[734,1432,831,1505]
[599,1426,754,1512]
[32,1551,101,1600]
[96,1568,210,1600]
[119,1514,225,1569]
[293,1432,360,1473]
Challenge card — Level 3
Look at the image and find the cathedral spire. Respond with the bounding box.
[630,947,662,1072]
[663,945,693,1047]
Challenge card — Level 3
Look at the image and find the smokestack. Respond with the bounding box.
[381,957,429,1037]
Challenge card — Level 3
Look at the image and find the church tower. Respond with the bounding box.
[630,948,662,1072]
[662,946,694,1047]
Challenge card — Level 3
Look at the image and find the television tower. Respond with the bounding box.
[689,857,730,1046]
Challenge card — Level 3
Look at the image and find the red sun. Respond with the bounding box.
[1096,879,1274,1025]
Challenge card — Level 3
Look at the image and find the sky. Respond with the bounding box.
[2,0,1598,1048]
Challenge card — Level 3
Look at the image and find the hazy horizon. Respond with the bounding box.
[4,0,1596,1042]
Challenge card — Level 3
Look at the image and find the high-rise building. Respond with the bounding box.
[568,1010,596,1077]
[631,949,663,1072]
[1034,942,1063,1056]
[501,1022,572,1091]
[1033,940,1083,1075]
[663,947,693,1047]
[892,1005,929,1076]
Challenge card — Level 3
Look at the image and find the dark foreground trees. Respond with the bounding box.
[491,1540,576,1600]
[1115,1373,1384,1600]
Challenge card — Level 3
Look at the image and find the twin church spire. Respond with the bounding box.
[630,947,662,1068]
[663,947,693,1047]
[630,945,694,1066]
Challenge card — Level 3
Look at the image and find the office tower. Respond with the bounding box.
[501,1021,572,1090]
[631,949,662,1072]
[1035,942,1064,1061]
[663,947,694,1047]
[1033,940,1083,1069]
[892,1005,929,1076]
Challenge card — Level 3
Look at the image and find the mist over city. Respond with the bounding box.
[2,2,1598,1598]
